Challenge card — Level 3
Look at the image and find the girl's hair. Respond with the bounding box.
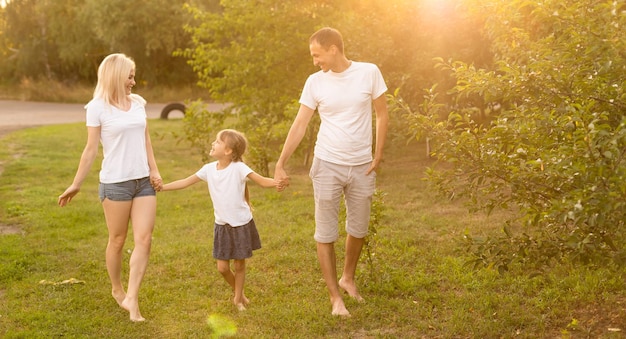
[93,53,142,106]
[218,129,247,162]
[217,129,253,207]
[310,27,344,54]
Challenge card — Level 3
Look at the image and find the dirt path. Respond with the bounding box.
[0,100,167,138]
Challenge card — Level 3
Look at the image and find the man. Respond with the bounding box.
[274,27,389,316]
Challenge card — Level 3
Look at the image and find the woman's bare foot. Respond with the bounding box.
[112,290,126,306]
[121,297,146,322]
[235,303,247,311]
[330,297,350,317]
[338,278,364,302]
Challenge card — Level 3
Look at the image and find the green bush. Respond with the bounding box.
[400,0,626,270]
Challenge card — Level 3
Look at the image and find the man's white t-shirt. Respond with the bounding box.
[299,61,387,166]
[85,95,149,183]
[195,161,253,227]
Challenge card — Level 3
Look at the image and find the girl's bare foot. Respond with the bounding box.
[233,295,250,310]
[338,278,364,302]
[330,297,350,317]
[121,297,146,322]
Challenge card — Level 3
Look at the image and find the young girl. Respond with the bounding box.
[161,129,279,311]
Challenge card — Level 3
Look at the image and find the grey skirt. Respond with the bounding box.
[213,219,261,260]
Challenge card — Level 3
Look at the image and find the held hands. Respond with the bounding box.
[150,174,163,192]
[274,167,290,192]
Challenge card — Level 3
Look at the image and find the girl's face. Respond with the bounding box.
[125,69,136,95]
[209,135,231,160]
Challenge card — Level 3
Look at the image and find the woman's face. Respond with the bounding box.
[125,69,136,95]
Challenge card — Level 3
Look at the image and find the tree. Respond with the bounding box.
[0,0,200,85]
[179,0,491,174]
[404,0,626,270]
[180,0,340,175]
[83,0,196,85]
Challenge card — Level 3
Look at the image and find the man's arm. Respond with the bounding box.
[274,104,316,186]
[367,94,389,175]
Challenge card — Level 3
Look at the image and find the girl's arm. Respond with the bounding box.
[162,174,202,191]
[247,172,279,188]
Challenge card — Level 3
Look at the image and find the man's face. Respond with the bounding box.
[309,41,335,73]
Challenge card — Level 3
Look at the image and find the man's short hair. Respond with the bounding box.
[310,27,344,54]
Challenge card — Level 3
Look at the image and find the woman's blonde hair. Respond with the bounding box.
[93,53,142,106]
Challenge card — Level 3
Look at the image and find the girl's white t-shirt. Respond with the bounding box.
[299,61,387,166]
[85,95,150,183]
[195,161,253,227]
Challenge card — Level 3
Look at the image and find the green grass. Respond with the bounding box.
[1,120,626,338]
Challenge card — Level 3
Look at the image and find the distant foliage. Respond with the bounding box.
[178,0,488,173]
[402,0,626,271]
[0,0,206,85]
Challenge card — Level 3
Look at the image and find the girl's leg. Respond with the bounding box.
[217,259,235,287]
[216,259,248,310]
[233,259,247,310]
[120,196,156,322]
[101,199,132,307]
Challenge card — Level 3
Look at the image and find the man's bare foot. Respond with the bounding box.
[339,278,364,302]
[112,290,126,306]
[235,303,247,312]
[121,298,146,322]
[330,298,350,317]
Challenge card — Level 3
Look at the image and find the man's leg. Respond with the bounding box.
[339,234,365,302]
[317,241,350,316]
[340,161,375,302]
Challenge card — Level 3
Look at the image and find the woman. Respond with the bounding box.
[58,53,162,322]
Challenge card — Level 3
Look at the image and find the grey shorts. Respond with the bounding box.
[309,158,376,243]
[98,177,156,202]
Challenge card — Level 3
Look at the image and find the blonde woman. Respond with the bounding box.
[58,53,162,322]
[161,129,280,311]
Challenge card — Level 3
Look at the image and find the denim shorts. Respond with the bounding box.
[98,177,156,202]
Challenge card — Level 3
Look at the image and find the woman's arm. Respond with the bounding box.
[145,125,163,190]
[58,126,101,206]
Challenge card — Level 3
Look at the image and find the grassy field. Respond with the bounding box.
[1,119,625,338]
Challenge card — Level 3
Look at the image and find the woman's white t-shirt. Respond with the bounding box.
[299,61,387,166]
[85,95,150,183]
[195,161,253,227]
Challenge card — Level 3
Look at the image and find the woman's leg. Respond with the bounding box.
[101,199,132,307]
[120,195,156,322]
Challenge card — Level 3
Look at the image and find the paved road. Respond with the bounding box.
[0,100,170,137]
